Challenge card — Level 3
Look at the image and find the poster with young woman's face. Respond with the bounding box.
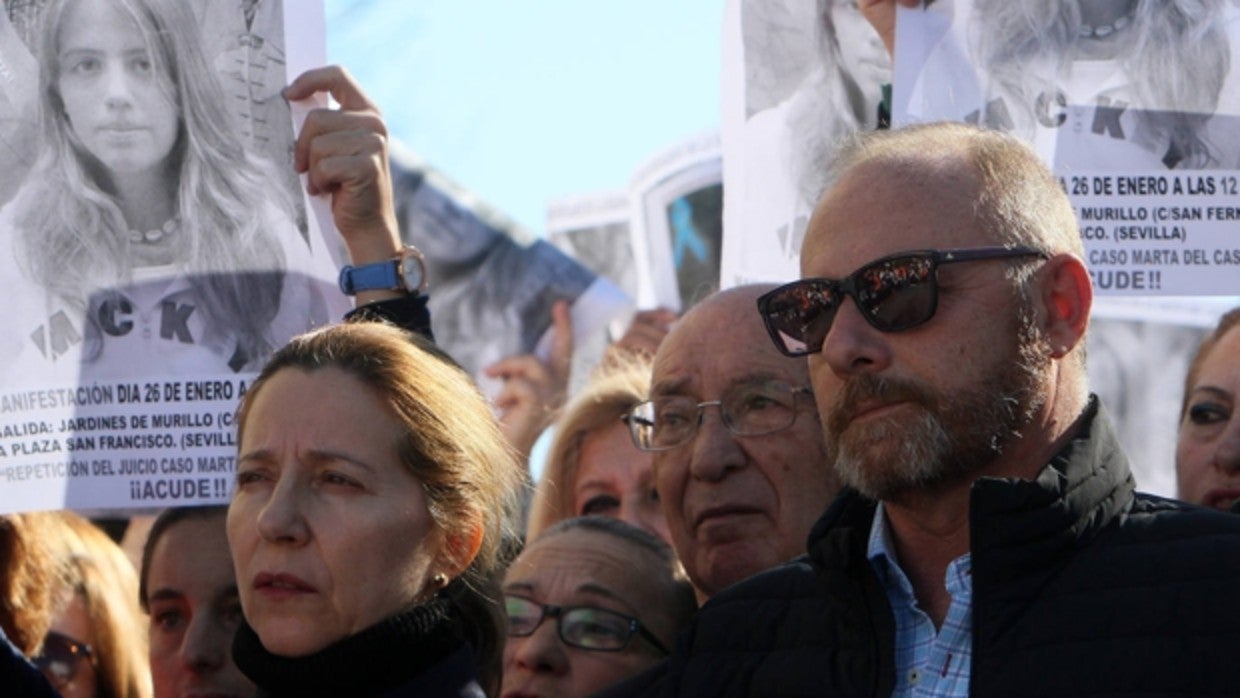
[719,0,890,289]
[889,0,1240,497]
[0,0,348,514]
[893,0,1240,297]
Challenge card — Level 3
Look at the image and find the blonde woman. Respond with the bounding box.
[527,352,670,544]
[38,511,152,698]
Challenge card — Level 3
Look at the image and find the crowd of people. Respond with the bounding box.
[4,0,1240,696]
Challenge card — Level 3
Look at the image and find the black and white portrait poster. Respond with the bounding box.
[719,0,890,288]
[0,0,346,514]
[893,0,1240,296]
[890,0,1240,496]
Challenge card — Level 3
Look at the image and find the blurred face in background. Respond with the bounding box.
[41,595,99,698]
[1176,324,1240,510]
[573,422,670,544]
[145,514,254,698]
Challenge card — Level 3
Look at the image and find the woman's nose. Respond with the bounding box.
[256,477,309,544]
[1215,416,1240,473]
[103,62,134,108]
[510,619,569,676]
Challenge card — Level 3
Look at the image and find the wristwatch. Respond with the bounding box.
[338,245,428,296]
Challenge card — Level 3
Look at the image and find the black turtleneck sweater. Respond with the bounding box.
[233,597,484,698]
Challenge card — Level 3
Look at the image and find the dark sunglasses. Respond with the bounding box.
[32,631,94,690]
[757,246,1048,357]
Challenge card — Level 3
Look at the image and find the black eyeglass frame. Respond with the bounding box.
[504,594,671,656]
[756,246,1049,357]
[32,630,94,688]
[622,381,815,452]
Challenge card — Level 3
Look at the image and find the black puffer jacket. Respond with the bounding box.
[600,399,1240,696]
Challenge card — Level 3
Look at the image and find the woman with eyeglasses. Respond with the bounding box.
[501,516,696,698]
[38,510,153,698]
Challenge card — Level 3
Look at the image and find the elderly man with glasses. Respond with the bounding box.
[623,283,841,604]
[600,122,1240,697]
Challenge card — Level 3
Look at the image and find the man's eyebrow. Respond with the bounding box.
[650,376,692,397]
[651,372,790,398]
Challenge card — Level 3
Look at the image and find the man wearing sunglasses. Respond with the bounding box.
[600,123,1240,697]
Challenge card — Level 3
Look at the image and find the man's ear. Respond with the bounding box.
[1037,253,1092,358]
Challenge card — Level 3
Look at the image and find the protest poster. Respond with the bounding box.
[0,0,347,514]
[547,190,638,305]
[889,0,1240,495]
[546,190,641,389]
[545,135,725,391]
[388,142,632,400]
[628,131,723,311]
[893,0,1240,297]
[719,0,890,288]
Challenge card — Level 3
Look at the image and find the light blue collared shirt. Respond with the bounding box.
[867,503,973,698]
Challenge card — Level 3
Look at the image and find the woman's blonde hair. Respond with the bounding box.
[526,352,652,539]
[13,0,294,366]
[43,511,153,698]
[0,514,58,656]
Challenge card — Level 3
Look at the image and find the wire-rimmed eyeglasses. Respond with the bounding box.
[504,594,670,655]
[623,380,814,452]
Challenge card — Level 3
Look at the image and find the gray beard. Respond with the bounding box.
[827,330,1048,501]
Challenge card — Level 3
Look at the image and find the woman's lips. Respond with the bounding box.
[253,571,316,599]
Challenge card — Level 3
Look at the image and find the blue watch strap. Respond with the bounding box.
[338,260,400,294]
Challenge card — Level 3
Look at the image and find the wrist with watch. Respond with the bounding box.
[338,245,428,296]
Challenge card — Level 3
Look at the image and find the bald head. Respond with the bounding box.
[649,284,837,600]
[814,122,1082,259]
[653,284,796,391]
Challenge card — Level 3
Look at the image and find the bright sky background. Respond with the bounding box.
[324,0,724,235]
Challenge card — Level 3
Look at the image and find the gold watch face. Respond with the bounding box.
[399,246,428,293]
